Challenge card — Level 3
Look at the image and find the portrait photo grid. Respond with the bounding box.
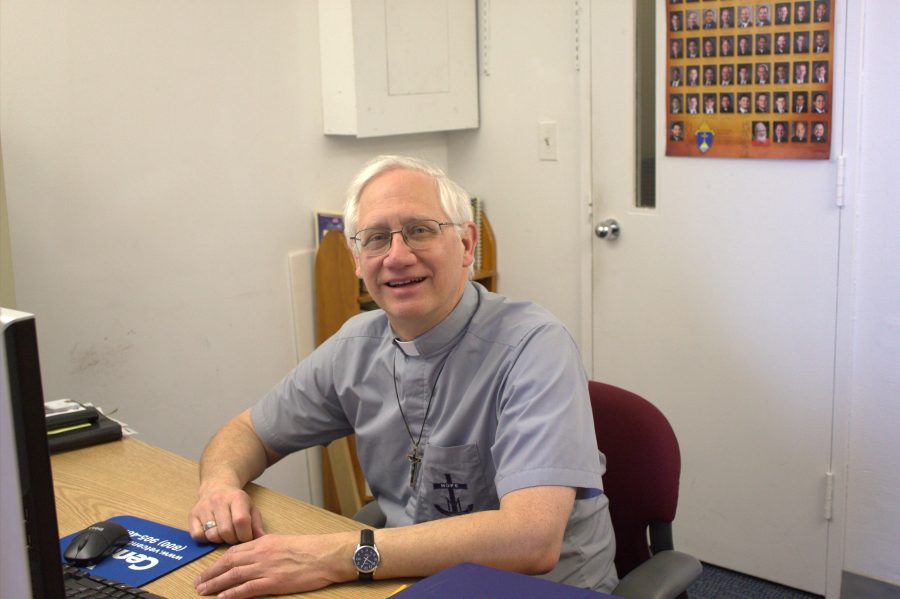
[666,0,834,159]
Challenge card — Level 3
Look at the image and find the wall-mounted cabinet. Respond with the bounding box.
[318,0,479,138]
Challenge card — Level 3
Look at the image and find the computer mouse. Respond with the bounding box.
[63,520,131,566]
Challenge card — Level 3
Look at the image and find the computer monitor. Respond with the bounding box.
[1,307,66,597]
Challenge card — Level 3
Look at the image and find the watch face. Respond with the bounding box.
[353,546,380,573]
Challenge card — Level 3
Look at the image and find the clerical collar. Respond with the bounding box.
[393,283,479,358]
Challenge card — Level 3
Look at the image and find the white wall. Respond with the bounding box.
[843,1,900,586]
[1,0,898,589]
[0,0,450,501]
[447,1,587,346]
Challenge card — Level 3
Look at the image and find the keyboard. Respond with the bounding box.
[63,564,167,598]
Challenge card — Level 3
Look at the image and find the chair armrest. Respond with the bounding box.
[352,500,387,528]
[612,550,702,599]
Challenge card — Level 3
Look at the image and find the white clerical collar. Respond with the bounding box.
[394,339,420,357]
[391,283,480,358]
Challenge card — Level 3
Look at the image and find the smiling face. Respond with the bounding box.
[353,168,476,340]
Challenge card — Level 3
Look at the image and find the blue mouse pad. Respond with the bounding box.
[59,515,217,587]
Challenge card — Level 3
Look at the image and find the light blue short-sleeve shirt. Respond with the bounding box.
[252,282,617,591]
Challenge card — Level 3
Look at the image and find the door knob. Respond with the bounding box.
[595,219,620,240]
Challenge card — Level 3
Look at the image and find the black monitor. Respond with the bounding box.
[1,308,66,597]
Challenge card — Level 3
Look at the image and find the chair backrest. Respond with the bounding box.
[588,381,682,578]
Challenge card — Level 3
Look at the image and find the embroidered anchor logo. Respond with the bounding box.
[433,474,474,516]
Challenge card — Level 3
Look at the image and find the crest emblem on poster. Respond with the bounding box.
[696,123,714,153]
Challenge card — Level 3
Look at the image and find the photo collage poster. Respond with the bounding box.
[666,0,835,159]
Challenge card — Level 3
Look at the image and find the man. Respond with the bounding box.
[756,34,771,55]
[188,156,618,597]
[738,5,753,27]
[704,94,716,114]
[721,36,735,57]
[720,64,734,86]
[773,122,788,143]
[738,93,752,113]
[795,32,809,54]
[670,94,683,114]
[814,1,829,23]
[738,35,752,56]
[812,121,827,142]
[703,37,717,58]
[796,2,810,23]
[720,7,734,29]
[792,121,808,142]
[814,62,828,83]
[752,121,770,146]
[670,11,683,32]
[670,121,685,141]
[687,94,700,114]
[774,63,789,84]
[687,38,700,58]
[756,92,770,113]
[686,9,699,30]
[775,3,791,24]
[756,63,770,85]
[814,31,829,53]
[720,93,734,113]
[774,93,788,114]
[813,92,828,113]
[670,39,684,59]
[756,5,772,26]
[738,64,752,85]
[795,62,809,84]
[703,9,717,29]
[774,33,789,54]
[687,66,700,87]
[794,91,809,113]
[703,66,717,86]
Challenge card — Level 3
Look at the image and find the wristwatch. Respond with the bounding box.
[352,529,380,581]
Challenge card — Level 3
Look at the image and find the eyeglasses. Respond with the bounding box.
[350,219,459,257]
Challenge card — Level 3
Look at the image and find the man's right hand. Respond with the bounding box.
[189,484,266,545]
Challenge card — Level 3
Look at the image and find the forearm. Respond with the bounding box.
[198,409,278,493]
[369,486,575,582]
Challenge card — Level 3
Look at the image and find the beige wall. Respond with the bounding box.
[1,144,16,308]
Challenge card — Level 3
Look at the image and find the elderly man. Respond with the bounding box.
[188,155,618,597]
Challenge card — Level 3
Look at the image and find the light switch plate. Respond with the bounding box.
[539,121,558,161]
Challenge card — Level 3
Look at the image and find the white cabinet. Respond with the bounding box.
[318,0,479,137]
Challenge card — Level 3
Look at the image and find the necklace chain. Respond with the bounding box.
[393,349,452,487]
[391,289,481,488]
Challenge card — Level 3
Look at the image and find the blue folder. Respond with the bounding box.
[392,562,618,598]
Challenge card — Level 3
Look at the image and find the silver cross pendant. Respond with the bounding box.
[407,448,422,488]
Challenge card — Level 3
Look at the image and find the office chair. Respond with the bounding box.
[589,380,702,599]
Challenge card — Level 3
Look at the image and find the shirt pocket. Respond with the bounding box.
[411,443,498,523]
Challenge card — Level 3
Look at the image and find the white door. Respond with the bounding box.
[589,2,842,594]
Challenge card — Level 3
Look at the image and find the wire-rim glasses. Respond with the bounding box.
[351,219,459,257]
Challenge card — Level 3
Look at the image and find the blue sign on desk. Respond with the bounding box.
[59,515,217,587]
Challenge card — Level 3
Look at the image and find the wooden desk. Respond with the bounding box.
[52,438,406,598]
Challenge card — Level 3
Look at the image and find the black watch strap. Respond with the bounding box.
[361,528,374,547]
